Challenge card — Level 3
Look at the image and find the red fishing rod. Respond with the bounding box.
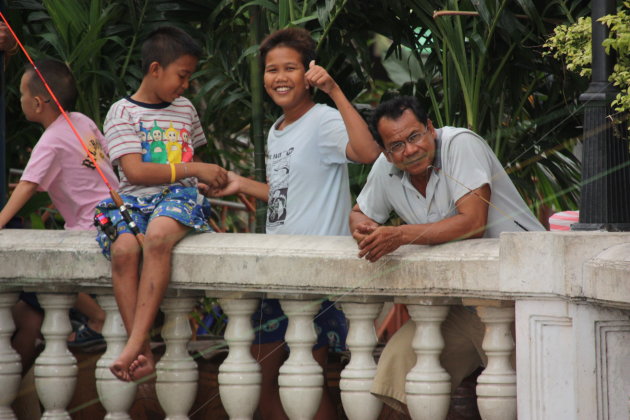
[0,11,144,246]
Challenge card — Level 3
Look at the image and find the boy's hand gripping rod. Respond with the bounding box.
[0,12,144,246]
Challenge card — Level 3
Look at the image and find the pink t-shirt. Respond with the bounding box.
[21,112,119,230]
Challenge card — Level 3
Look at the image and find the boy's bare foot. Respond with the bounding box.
[110,359,132,382]
[129,353,155,381]
[110,345,140,382]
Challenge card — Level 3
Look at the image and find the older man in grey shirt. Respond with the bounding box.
[350,96,544,412]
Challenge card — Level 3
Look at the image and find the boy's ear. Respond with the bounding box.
[148,61,162,76]
[33,96,48,112]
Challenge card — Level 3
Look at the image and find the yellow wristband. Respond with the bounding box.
[170,163,176,183]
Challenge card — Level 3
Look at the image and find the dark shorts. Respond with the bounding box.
[95,185,212,259]
[252,298,347,352]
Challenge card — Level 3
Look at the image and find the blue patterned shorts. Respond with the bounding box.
[252,298,347,352]
[95,185,212,259]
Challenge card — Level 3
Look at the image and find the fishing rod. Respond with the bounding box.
[0,11,143,246]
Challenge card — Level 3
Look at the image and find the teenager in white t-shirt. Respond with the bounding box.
[214,27,380,420]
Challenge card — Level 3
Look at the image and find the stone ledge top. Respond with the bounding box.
[1,229,499,299]
[582,242,630,308]
[500,231,630,308]
[2,229,630,307]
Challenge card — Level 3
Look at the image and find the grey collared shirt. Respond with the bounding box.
[356,127,544,236]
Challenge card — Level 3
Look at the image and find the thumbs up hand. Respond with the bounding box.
[304,60,338,95]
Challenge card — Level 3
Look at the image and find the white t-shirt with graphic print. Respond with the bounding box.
[265,103,351,236]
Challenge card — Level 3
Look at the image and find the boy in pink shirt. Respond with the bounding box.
[0,60,118,230]
[0,59,117,369]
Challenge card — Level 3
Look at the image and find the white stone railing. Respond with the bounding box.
[0,229,629,420]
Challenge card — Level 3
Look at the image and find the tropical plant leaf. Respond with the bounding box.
[4,0,589,223]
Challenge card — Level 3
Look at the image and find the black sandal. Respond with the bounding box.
[68,323,105,351]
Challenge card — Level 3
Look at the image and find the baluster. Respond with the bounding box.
[339,302,383,420]
[0,292,21,420]
[156,297,198,420]
[405,304,451,420]
[476,306,516,420]
[278,299,323,420]
[35,293,77,420]
[218,298,261,420]
[95,294,137,419]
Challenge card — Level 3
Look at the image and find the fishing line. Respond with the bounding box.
[186,147,625,415]
[276,109,630,332]
[5,8,621,414]
[182,34,630,420]
[0,12,144,245]
[428,165,529,231]
[193,118,630,414]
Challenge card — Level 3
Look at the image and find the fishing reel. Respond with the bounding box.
[94,211,118,242]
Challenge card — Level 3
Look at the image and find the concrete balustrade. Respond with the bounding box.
[339,302,383,420]
[278,299,323,420]
[35,293,77,420]
[405,304,452,420]
[95,294,136,420]
[1,230,630,420]
[156,296,199,420]
[0,292,20,420]
[217,298,261,420]
[476,305,516,420]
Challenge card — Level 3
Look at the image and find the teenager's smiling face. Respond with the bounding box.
[263,46,310,111]
[154,54,198,103]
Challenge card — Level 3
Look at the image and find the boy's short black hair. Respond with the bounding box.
[369,96,429,148]
[259,27,316,70]
[24,59,78,111]
[141,26,202,74]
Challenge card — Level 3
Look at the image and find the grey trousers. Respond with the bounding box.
[370,306,488,412]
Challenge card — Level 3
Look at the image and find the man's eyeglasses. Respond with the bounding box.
[385,129,429,155]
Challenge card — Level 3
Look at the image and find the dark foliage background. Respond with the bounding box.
[3,0,590,228]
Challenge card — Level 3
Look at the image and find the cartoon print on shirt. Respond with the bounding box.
[167,140,182,163]
[166,122,182,163]
[138,122,152,162]
[82,136,106,170]
[149,121,164,142]
[180,128,193,162]
[164,122,178,143]
[267,147,293,227]
[149,121,167,163]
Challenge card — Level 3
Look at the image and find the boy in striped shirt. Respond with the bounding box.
[97,26,227,382]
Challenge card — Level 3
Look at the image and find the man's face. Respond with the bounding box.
[379,109,436,178]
